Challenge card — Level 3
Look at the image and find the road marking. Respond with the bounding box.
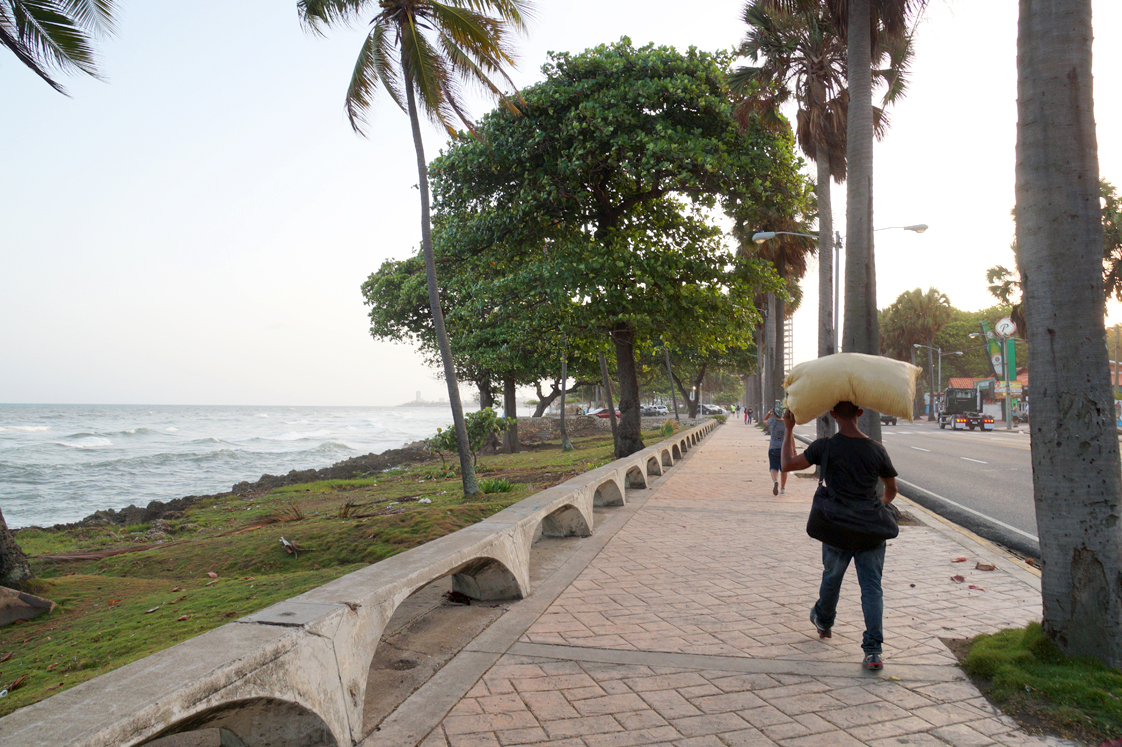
[961,457,988,464]
[897,479,1039,542]
[910,446,930,452]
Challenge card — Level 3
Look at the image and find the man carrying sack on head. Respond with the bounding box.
[780,402,898,670]
[774,353,919,671]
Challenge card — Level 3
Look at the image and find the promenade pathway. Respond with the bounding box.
[371,422,1071,747]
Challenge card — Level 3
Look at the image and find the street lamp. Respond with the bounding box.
[913,344,963,419]
[752,224,929,352]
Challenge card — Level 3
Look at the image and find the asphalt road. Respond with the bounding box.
[792,419,1040,556]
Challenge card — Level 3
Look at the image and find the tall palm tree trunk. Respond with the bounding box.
[816,144,837,443]
[406,82,479,496]
[1017,0,1122,666]
[0,509,33,588]
[842,0,882,442]
[772,269,787,408]
[559,357,573,451]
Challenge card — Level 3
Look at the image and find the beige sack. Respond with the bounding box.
[782,353,922,425]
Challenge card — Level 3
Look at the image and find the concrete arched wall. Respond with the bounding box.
[141,697,339,747]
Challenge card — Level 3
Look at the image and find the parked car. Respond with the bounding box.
[594,408,620,419]
[701,404,725,415]
[880,414,898,426]
[640,407,661,417]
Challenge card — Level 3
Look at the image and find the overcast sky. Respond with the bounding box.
[3,0,1120,406]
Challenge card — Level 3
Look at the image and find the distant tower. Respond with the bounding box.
[415,390,422,403]
[784,316,794,377]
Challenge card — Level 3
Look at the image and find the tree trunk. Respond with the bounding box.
[478,381,496,409]
[816,143,837,445]
[773,269,787,409]
[405,81,478,495]
[672,364,707,419]
[0,509,32,588]
[559,358,573,451]
[611,322,645,457]
[664,346,681,421]
[842,0,882,443]
[503,376,519,454]
[1017,0,1122,667]
[764,295,776,407]
[532,379,583,418]
[598,352,619,451]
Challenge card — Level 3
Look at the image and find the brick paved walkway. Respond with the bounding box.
[382,423,1075,747]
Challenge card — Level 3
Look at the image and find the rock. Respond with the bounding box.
[0,586,56,627]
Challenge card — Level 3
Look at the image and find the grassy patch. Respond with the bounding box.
[959,622,1122,744]
[1,426,672,716]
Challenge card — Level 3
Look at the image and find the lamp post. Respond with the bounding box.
[969,331,1026,431]
[913,344,963,418]
[752,225,928,352]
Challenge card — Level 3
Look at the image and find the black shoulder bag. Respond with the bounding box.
[805,441,899,552]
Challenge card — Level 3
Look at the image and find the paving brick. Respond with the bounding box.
[542,714,624,739]
[779,730,867,747]
[520,690,580,721]
[626,672,710,692]
[582,726,681,747]
[494,727,548,745]
[639,689,704,719]
[615,709,669,730]
[931,722,999,746]
[717,727,780,746]
[479,694,528,714]
[447,732,501,747]
[573,693,649,717]
[669,711,749,737]
[689,691,767,714]
[819,701,914,728]
[449,699,485,716]
[443,711,539,736]
[514,673,598,693]
[846,715,936,741]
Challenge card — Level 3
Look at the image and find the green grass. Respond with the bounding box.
[0,427,671,716]
[962,622,1122,743]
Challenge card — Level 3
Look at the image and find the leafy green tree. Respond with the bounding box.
[878,287,951,417]
[2,0,115,93]
[431,39,806,457]
[298,0,531,496]
[427,408,511,469]
[1017,0,1122,667]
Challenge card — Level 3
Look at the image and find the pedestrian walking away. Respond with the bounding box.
[779,401,899,671]
[764,407,787,495]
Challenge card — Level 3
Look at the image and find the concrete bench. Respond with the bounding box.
[0,421,717,747]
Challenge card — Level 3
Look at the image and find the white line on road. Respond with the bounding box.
[897,480,1039,542]
[910,446,930,452]
[961,457,988,464]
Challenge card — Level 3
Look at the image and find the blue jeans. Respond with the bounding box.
[812,542,886,654]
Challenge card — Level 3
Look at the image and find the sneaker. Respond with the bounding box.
[772,481,779,496]
[863,653,884,670]
[780,488,785,494]
[810,608,831,638]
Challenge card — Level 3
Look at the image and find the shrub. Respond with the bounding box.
[426,408,513,467]
[478,478,515,494]
[659,420,676,437]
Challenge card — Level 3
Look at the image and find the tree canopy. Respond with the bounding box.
[429,38,811,455]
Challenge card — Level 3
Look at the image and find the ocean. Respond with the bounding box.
[0,404,473,529]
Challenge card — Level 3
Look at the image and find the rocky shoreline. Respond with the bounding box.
[34,441,435,533]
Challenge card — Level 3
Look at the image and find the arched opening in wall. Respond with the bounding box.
[360,563,516,736]
[646,456,662,477]
[625,466,647,489]
[661,449,673,467]
[593,478,625,507]
[538,504,592,539]
[141,698,338,747]
[672,443,682,460]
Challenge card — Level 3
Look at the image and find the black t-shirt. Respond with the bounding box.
[804,434,898,503]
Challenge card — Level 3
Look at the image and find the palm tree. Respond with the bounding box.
[879,288,950,419]
[1,0,116,588]
[298,0,531,496]
[1017,0,1122,668]
[734,0,910,440]
[1,0,115,93]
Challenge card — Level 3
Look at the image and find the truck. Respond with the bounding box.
[937,387,995,431]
